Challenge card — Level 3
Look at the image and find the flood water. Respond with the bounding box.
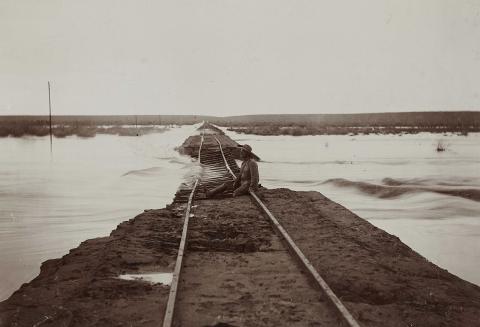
[0,124,198,301]
[222,128,480,287]
[1,125,479,301]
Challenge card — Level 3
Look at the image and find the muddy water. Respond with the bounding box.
[0,124,200,301]
[1,125,479,301]
[222,128,480,286]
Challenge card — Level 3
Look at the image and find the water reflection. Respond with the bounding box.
[118,273,173,285]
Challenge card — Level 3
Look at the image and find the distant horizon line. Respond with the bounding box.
[1,110,479,118]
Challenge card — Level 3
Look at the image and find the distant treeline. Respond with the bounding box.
[210,111,480,128]
[211,111,480,136]
[0,115,182,137]
[0,115,211,126]
[226,125,474,136]
[0,112,479,137]
[0,123,168,138]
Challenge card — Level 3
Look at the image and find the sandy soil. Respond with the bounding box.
[176,197,341,326]
[1,189,479,326]
[260,188,480,327]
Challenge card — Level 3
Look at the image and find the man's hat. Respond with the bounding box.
[238,144,253,153]
[237,144,260,161]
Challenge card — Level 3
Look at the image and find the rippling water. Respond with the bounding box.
[222,128,480,286]
[1,126,479,301]
[0,124,199,301]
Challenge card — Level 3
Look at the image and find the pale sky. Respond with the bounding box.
[1,0,479,116]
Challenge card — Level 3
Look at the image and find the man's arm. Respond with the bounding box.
[233,181,249,197]
[234,162,245,188]
[248,160,259,192]
[233,175,240,188]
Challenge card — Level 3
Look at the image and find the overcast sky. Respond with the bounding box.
[1,1,479,116]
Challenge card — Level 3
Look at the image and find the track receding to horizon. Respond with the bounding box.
[163,123,361,327]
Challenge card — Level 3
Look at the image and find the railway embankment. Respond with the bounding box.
[1,128,480,327]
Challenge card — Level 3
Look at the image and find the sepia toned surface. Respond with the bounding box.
[1,1,480,325]
[1,125,479,303]
[0,125,200,301]
[1,189,479,326]
[1,125,479,326]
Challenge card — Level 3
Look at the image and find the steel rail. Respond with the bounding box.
[162,133,204,327]
[213,136,236,178]
[213,136,361,327]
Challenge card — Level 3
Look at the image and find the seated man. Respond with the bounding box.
[205,144,259,198]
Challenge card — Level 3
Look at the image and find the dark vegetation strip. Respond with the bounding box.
[211,111,480,127]
[215,111,480,136]
[0,123,169,138]
[0,115,202,138]
[1,111,479,137]
[226,125,476,136]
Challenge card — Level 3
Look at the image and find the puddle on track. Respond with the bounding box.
[117,273,173,285]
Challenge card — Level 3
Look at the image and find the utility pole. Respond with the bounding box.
[135,115,139,136]
[48,81,53,154]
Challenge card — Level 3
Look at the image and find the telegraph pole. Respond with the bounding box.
[48,81,53,154]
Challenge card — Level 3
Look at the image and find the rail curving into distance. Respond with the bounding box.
[213,135,361,327]
[163,126,361,327]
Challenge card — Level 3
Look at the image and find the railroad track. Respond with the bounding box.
[164,125,361,327]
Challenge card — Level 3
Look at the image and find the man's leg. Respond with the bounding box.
[232,181,250,197]
[206,181,234,198]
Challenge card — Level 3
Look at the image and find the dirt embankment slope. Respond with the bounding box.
[1,189,479,326]
[259,189,480,326]
[0,208,184,327]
